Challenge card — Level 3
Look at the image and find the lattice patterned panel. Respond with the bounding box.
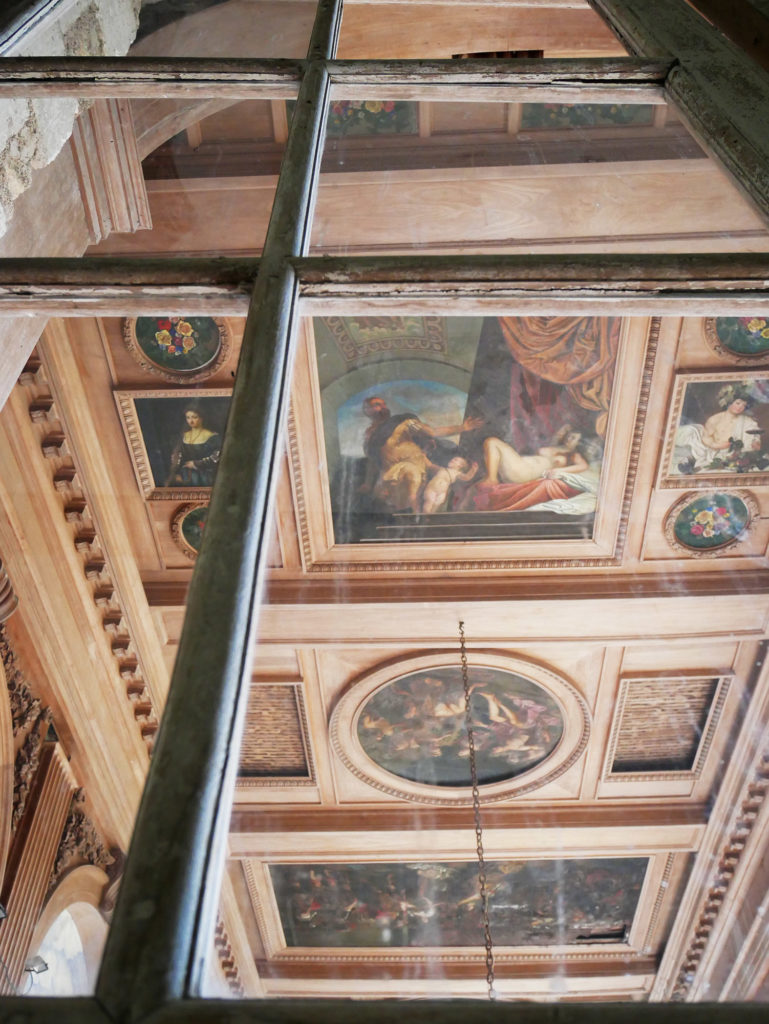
[239,684,313,783]
[608,676,726,777]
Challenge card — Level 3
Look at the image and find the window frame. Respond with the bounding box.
[0,0,769,1018]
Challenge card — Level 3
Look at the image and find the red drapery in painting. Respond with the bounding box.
[474,476,580,512]
[498,317,620,437]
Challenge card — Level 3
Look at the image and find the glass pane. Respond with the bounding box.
[133,0,315,58]
[337,2,627,59]
[310,97,769,256]
[0,94,291,262]
[0,310,247,994]
[197,309,769,1001]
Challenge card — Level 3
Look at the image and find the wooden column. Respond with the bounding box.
[0,742,77,993]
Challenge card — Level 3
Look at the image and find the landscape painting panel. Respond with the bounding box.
[270,857,648,948]
[357,667,564,787]
[315,316,620,544]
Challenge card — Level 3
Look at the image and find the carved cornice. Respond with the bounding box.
[670,750,769,1000]
[0,625,41,738]
[0,560,17,623]
[48,789,114,896]
[70,99,151,245]
[214,917,245,997]
[12,707,52,835]
[18,353,159,755]
[1,623,54,835]
[611,315,659,561]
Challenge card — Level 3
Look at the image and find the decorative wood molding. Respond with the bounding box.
[669,749,769,999]
[230,803,709,835]
[144,569,769,608]
[214,917,245,997]
[17,353,159,754]
[0,559,17,622]
[0,625,42,739]
[642,852,676,953]
[611,315,659,560]
[48,789,114,897]
[0,743,77,994]
[70,98,151,245]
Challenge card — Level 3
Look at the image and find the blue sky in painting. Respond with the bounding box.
[337,380,468,458]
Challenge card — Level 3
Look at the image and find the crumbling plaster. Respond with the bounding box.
[0,0,142,237]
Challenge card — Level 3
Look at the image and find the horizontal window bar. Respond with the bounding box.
[1,254,769,315]
[0,56,670,99]
[0,57,303,98]
[327,58,669,100]
[0,257,257,314]
[294,252,769,314]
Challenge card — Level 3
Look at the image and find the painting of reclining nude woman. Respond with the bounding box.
[315,315,620,543]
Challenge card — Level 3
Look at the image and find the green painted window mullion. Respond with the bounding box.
[93,0,342,1020]
[589,0,769,225]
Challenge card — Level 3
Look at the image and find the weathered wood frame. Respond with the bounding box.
[2,0,769,1020]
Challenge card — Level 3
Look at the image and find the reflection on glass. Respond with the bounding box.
[310,315,617,545]
[200,312,769,1001]
[311,99,769,256]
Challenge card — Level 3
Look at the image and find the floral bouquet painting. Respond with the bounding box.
[128,316,226,377]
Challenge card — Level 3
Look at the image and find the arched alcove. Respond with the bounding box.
[25,865,109,996]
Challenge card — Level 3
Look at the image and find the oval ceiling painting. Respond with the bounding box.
[356,666,564,788]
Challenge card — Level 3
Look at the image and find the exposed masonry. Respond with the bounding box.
[18,351,159,755]
[0,0,141,237]
[240,684,311,780]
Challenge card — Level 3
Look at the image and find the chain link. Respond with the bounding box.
[459,620,496,1001]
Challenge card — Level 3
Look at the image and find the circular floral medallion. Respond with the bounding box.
[665,490,756,556]
[123,317,230,381]
[705,317,769,363]
[171,503,208,560]
[330,654,590,805]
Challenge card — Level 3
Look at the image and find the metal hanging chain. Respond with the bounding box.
[459,620,497,1001]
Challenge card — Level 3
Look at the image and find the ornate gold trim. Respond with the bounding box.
[170,502,208,561]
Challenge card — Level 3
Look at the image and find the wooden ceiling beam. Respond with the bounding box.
[229,803,709,833]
